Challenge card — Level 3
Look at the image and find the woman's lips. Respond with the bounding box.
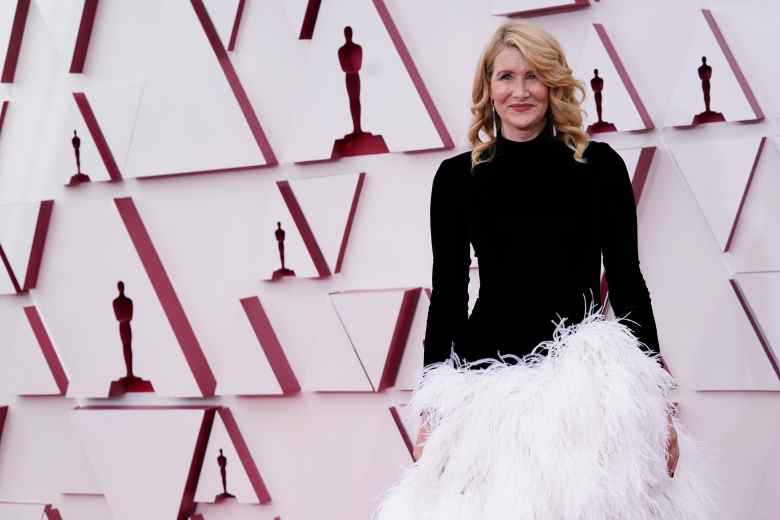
[510,104,533,112]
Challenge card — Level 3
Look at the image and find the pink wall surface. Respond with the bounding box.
[1,1,780,518]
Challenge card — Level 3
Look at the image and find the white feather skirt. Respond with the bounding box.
[373,303,716,520]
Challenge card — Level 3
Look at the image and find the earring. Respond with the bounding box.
[548,111,558,138]
[491,103,498,137]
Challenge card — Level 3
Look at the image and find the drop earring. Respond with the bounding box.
[548,111,558,138]
[492,103,498,137]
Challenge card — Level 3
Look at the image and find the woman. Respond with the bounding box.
[373,20,713,520]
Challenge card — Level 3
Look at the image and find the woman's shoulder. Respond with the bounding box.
[581,139,631,191]
[440,150,473,171]
[434,150,472,187]
[582,138,621,164]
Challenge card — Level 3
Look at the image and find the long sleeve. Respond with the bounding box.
[598,142,663,362]
[422,158,471,369]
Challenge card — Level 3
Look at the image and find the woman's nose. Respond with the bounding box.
[513,80,528,98]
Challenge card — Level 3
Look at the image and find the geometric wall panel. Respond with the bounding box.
[669,136,764,252]
[0,91,52,201]
[286,0,449,162]
[69,91,123,182]
[279,0,310,37]
[200,0,242,52]
[125,0,271,178]
[214,399,410,519]
[0,502,55,519]
[72,407,215,520]
[0,0,30,83]
[114,197,217,397]
[35,0,84,70]
[46,504,64,519]
[32,197,207,398]
[330,287,421,392]
[239,296,300,396]
[692,276,780,391]
[388,404,416,461]
[0,405,6,446]
[286,171,365,274]
[721,135,780,274]
[194,408,271,505]
[190,0,275,165]
[0,263,12,294]
[573,23,653,133]
[731,272,780,382]
[0,299,66,396]
[263,290,374,393]
[617,146,653,197]
[663,8,763,128]
[109,180,369,395]
[489,0,590,16]
[59,495,114,520]
[256,182,322,280]
[12,80,140,192]
[0,398,101,499]
[69,0,100,74]
[0,200,53,294]
[258,172,365,280]
[68,82,145,182]
[23,305,69,395]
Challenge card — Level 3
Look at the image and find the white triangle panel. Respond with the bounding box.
[664,10,760,127]
[289,172,362,273]
[331,289,406,390]
[194,411,261,504]
[573,24,647,132]
[125,0,266,177]
[0,201,40,293]
[670,136,760,251]
[289,1,441,161]
[71,408,208,520]
[256,184,319,280]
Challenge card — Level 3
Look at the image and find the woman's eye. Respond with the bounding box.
[499,72,536,80]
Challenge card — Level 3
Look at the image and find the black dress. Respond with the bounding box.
[422,118,662,369]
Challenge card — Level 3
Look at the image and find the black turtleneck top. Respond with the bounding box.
[423,118,662,369]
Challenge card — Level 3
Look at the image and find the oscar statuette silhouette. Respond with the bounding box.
[271,221,296,280]
[108,281,154,396]
[331,26,389,159]
[67,129,92,186]
[215,448,236,502]
[691,56,725,124]
[586,69,616,134]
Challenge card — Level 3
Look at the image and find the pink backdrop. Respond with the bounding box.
[1,1,780,518]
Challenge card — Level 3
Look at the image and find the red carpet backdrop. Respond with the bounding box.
[1,0,779,518]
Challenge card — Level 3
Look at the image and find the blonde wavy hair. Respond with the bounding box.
[469,20,590,170]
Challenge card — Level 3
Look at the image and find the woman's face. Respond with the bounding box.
[489,46,549,141]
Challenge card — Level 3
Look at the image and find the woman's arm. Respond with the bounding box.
[422,158,471,369]
[416,159,471,437]
[598,142,664,366]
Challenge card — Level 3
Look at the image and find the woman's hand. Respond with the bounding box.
[413,415,432,461]
[666,412,679,478]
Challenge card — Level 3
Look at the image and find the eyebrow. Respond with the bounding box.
[494,68,534,75]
